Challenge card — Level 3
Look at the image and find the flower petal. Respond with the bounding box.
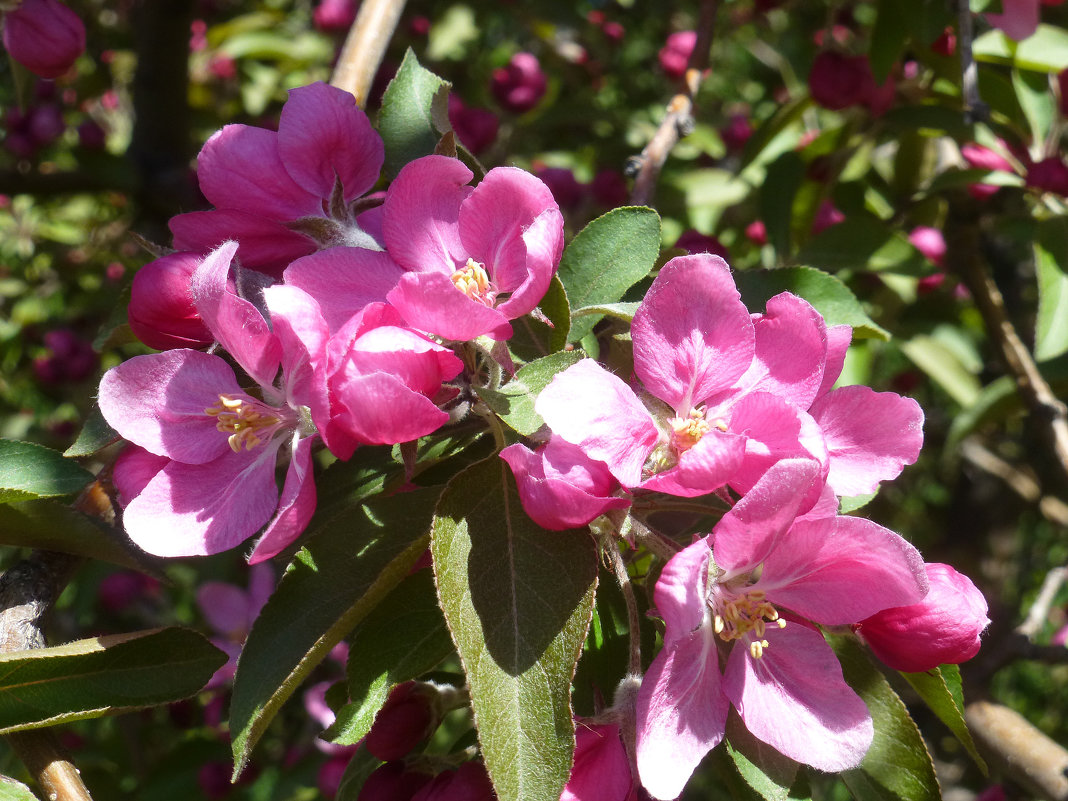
[262,284,330,426]
[641,428,746,497]
[169,209,316,277]
[653,536,714,646]
[331,371,449,445]
[632,254,755,412]
[283,248,404,332]
[816,324,852,397]
[249,434,318,563]
[387,270,512,341]
[382,155,471,273]
[494,207,565,321]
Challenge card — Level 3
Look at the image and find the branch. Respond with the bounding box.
[330,0,408,107]
[628,0,719,207]
[965,701,1068,801]
[1018,566,1068,640]
[961,438,1068,527]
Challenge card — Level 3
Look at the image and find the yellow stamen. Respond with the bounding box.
[451,258,493,305]
[670,407,711,454]
[205,393,281,453]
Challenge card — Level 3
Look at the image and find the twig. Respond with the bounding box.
[957,0,989,123]
[1017,566,1068,640]
[6,731,93,801]
[965,701,1068,801]
[961,438,1068,527]
[628,0,719,206]
[330,0,408,107]
[604,542,641,676]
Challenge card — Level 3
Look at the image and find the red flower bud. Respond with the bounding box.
[490,52,547,114]
[808,50,874,111]
[359,762,433,801]
[3,0,86,79]
[658,30,696,80]
[448,95,499,156]
[128,252,214,350]
[857,563,990,673]
[1027,156,1068,195]
[365,682,437,761]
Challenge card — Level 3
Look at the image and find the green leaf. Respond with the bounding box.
[557,207,661,343]
[759,152,805,257]
[1034,217,1068,361]
[971,0,1002,12]
[1013,69,1057,148]
[839,491,878,514]
[378,49,451,179]
[734,267,890,340]
[336,746,382,801]
[0,500,154,571]
[476,351,584,436]
[796,217,928,276]
[63,405,120,458]
[0,628,225,734]
[571,302,640,322]
[974,25,1068,72]
[901,335,982,406]
[741,97,812,170]
[508,275,571,363]
[724,710,799,801]
[432,457,598,801]
[326,570,453,746]
[0,776,38,801]
[902,665,987,773]
[831,634,940,801]
[230,487,441,777]
[871,0,917,83]
[0,440,93,504]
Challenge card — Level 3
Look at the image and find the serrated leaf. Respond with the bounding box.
[831,634,940,801]
[0,628,225,734]
[557,207,660,343]
[725,710,799,801]
[1034,217,1068,362]
[902,665,987,773]
[0,440,93,504]
[326,570,453,746]
[230,487,441,777]
[734,267,890,340]
[0,776,37,801]
[476,351,584,436]
[432,457,598,801]
[63,405,120,458]
[974,25,1068,72]
[378,49,451,179]
[0,500,153,571]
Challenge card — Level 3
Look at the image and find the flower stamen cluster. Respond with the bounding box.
[205,394,287,453]
[669,407,710,454]
[451,259,494,306]
[710,587,785,654]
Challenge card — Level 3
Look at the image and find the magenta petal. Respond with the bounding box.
[632,254,755,411]
[284,248,404,332]
[122,445,281,557]
[758,515,928,624]
[641,428,746,497]
[653,536,713,646]
[332,372,449,445]
[535,359,659,487]
[3,0,85,79]
[816,324,852,396]
[249,435,317,563]
[113,445,170,507]
[723,624,872,771]
[737,292,827,409]
[340,324,463,397]
[262,284,330,425]
[636,630,729,801]
[809,385,924,496]
[987,0,1041,41]
[169,210,316,277]
[382,155,472,273]
[197,125,321,219]
[713,458,822,573]
[191,241,281,390]
[563,723,631,801]
[277,82,383,202]
[494,207,566,320]
[98,350,241,464]
[387,271,512,341]
[197,581,253,637]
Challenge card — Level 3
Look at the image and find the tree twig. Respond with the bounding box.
[330,0,408,107]
[961,438,1068,527]
[957,0,989,123]
[965,700,1068,801]
[1018,566,1068,640]
[628,0,719,207]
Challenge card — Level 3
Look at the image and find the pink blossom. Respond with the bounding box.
[562,722,632,801]
[857,562,990,672]
[365,681,438,761]
[635,460,929,798]
[448,95,499,156]
[128,252,214,350]
[411,761,494,801]
[313,0,358,31]
[809,51,873,111]
[1026,156,1068,195]
[196,562,275,686]
[490,52,547,113]
[720,113,753,153]
[359,762,433,800]
[659,31,696,80]
[812,200,845,234]
[2,0,85,79]
[382,155,565,341]
[986,0,1041,41]
[746,220,768,245]
[909,226,947,267]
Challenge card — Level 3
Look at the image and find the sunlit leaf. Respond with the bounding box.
[902,665,987,773]
[476,351,584,436]
[379,49,451,179]
[0,440,93,504]
[1034,217,1068,362]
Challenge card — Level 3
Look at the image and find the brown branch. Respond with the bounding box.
[961,439,1068,527]
[1018,566,1068,640]
[628,0,719,207]
[330,0,408,107]
[966,701,1068,801]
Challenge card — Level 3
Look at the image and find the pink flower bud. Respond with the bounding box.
[365,682,437,761]
[675,229,729,260]
[359,762,433,801]
[447,95,499,156]
[602,20,625,43]
[562,723,632,801]
[2,0,85,79]
[33,328,97,383]
[745,219,768,246]
[1027,156,1068,195]
[313,0,358,32]
[589,169,628,209]
[490,52,547,113]
[534,166,586,211]
[932,27,956,56]
[812,200,845,234]
[908,226,946,267]
[411,762,494,801]
[28,104,64,146]
[808,50,874,111]
[128,252,214,350]
[857,563,990,672]
[77,119,107,150]
[658,30,696,79]
[720,113,753,153]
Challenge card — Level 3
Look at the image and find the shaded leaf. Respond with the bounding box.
[378,49,451,179]
[230,487,441,777]
[0,628,225,734]
[0,440,93,504]
[557,207,660,343]
[571,302,640,322]
[509,275,571,363]
[63,405,120,458]
[336,746,383,801]
[902,665,987,773]
[476,351,584,436]
[1034,217,1068,362]
[432,457,598,801]
[759,152,805,257]
[974,25,1068,72]
[796,217,928,276]
[741,97,812,170]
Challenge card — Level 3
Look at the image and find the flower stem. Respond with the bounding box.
[605,541,643,676]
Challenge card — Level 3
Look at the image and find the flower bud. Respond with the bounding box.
[2,0,86,79]
[448,95,499,156]
[808,50,874,111]
[411,762,494,801]
[659,30,696,79]
[365,682,438,761]
[359,762,433,801]
[562,722,632,801]
[490,52,547,113]
[534,166,586,211]
[128,252,214,350]
[908,226,946,267]
[313,0,358,32]
[857,563,990,672]
[1027,156,1068,196]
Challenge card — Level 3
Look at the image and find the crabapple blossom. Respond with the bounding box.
[2,0,85,79]
[636,460,929,799]
[658,30,696,79]
[127,252,214,350]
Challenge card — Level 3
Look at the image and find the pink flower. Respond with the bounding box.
[411,762,494,801]
[562,722,632,801]
[170,82,384,275]
[720,113,753,153]
[856,563,990,672]
[313,0,358,31]
[986,0,1040,41]
[809,51,874,111]
[364,682,439,761]
[2,0,85,79]
[746,219,768,245]
[99,242,328,561]
[196,563,275,687]
[636,460,929,799]
[501,436,630,530]
[359,762,432,801]
[382,155,564,341]
[128,252,214,350]
[659,31,696,80]
[490,52,547,113]
[909,226,947,267]
[812,200,845,234]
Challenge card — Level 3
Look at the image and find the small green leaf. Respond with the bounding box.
[734,267,890,340]
[432,457,598,801]
[557,207,661,343]
[0,440,93,504]
[63,405,120,458]
[741,97,811,170]
[831,634,940,801]
[871,0,918,83]
[902,665,987,773]
[509,275,571,363]
[326,570,454,746]
[336,746,383,801]
[839,492,878,514]
[230,487,441,777]
[974,25,1068,72]
[1034,217,1068,362]
[0,776,38,801]
[378,49,451,179]
[759,152,805,257]
[725,711,799,801]
[901,335,982,406]
[476,351,584,436]
[0,628,225,734]
[571,302,640,322]
[1013,69,1057,148]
